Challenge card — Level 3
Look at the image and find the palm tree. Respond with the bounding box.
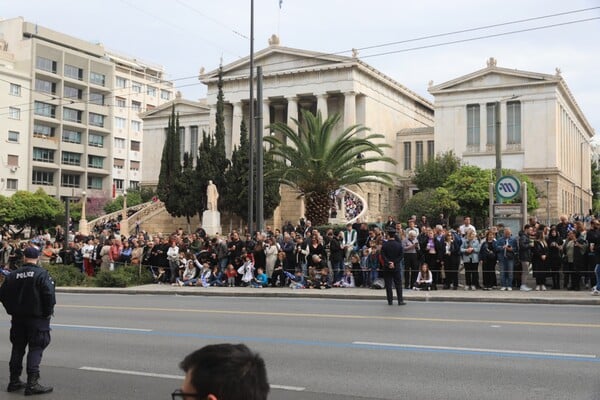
[265,109,396,226]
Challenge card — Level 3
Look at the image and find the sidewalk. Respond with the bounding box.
[57,284,600,305]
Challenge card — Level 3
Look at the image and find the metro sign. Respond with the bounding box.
[496,175,520,201]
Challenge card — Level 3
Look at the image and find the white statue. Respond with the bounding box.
[206,180,219,212]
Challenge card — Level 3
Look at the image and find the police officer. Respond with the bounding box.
[0,245,55,395]
[381,230,406,306]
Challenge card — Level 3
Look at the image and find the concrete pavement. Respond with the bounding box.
[57,284,600,305]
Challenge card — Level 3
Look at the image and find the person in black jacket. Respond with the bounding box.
[0,246,55,395]
[381,230,405,306]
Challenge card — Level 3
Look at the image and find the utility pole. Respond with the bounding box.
[248,0,255,236]
[256,66,264,234]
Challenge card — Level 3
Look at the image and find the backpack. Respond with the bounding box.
[371,277,385,289]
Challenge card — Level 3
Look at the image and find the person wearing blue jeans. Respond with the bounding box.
[495,227,518,291]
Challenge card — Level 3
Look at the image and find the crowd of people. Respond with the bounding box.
[1,213,599,296]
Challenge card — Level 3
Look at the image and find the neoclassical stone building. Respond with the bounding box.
[198,38,434,226]
[428,58,595,219]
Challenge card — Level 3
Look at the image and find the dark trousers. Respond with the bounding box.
[482,259,497,288]
[10,318,51,377]
[404,253,419,289]
[383,269,403,304]
[464,262,479,287]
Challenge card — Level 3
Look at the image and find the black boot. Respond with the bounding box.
[7,375,25,392]
[24,373,53,396]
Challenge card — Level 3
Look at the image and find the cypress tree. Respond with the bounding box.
[156,105,182,215]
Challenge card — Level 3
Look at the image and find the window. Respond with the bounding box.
[35,79,56,94]
[147,86,157,96]
[114,179,124,190]
[90,72,105,86]
[35,102,56,118]
[36,56,57,73]
[88,133,104,148]
[507,101,521,145]
[64,64,83,80]
[130,160,140,171]
[116,97,126,108]
[89,112,105,127]
[132,81,142,93]
[64,85,83,99]
[8,131,20,143]
[6,179,17,190]
[34,124,55,138]
[62,151,81,166]
[403,142,412,171]
[190,126,198,158]
[9,107,20,119]
[87,176,103,190]
[89,92,104,105]
[62,129,82,144]
[486,103,497,146]
[131,101,141,112]
[116,77,127,88]
[160,89,170,100]
[9,83,21,96]
[415,141,424,167]
[466,104,480,148]
[88,155,104,169]
[33,147,55,163]
[61,173,80,188]
[114,138,126,149]
[115,117,126,129]
[130,140,140,151]
[131,120,141,132]
[32,171,54,186]
[113,158,125,169]
[63,107,82,123]
[129,180,139,190]
[7,155,18,166]
[427,140,434,161]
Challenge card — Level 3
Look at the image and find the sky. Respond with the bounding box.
[3,0,600,134]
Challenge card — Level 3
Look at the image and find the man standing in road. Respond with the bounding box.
[175,343,270,400]
[0,245,55,395]
[381,230,406,306]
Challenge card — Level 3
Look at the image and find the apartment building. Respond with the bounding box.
[0,17,173,200]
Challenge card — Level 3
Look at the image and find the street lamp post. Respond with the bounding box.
[544,178,550,226]
[120,190,128,238]
[80,190,88,235]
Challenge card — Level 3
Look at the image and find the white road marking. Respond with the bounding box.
[352,342,597,359]
[490,325,501,328]
[79,367,306,391]
[53,324,152,332]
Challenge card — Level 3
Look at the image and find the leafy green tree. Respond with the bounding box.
[444,165,492,223]
[175,152,201,229]
[195,131,216,211]
[212,65,229,194]
[156,105,182,216]
[103,191,143,214]
[265,110,396,226]
[0,189,63,234]
[399,188,459,222]
[413,150,461,190]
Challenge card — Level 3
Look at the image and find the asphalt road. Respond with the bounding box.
[0,294,598,400]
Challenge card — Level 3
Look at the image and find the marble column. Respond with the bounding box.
[231,102,243,157]
[286,96,298,129]
[262,100,271,136]
[316,93,328,120]
[343,91,356,128]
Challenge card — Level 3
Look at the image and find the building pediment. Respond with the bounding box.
[141,98,209,120]
[200,45,355,82]
[429,65,559,95]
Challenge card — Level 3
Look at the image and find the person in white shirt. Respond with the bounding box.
[166,241,180,283]
[342,223,357,261]
[459,216,475,237]
[413,263,433,291]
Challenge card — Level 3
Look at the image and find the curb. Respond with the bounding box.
[56,287,600,305]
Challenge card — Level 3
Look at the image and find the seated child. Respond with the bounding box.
[333,266,356,288]
[237,254,255,286]
[413,263,433,291]
[284,269,306,289]
[251,267,268,288]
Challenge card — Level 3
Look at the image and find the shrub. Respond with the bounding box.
[94,265,154,287]
[44,264,88,287]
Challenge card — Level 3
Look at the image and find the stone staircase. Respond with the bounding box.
[329,186,368,225]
